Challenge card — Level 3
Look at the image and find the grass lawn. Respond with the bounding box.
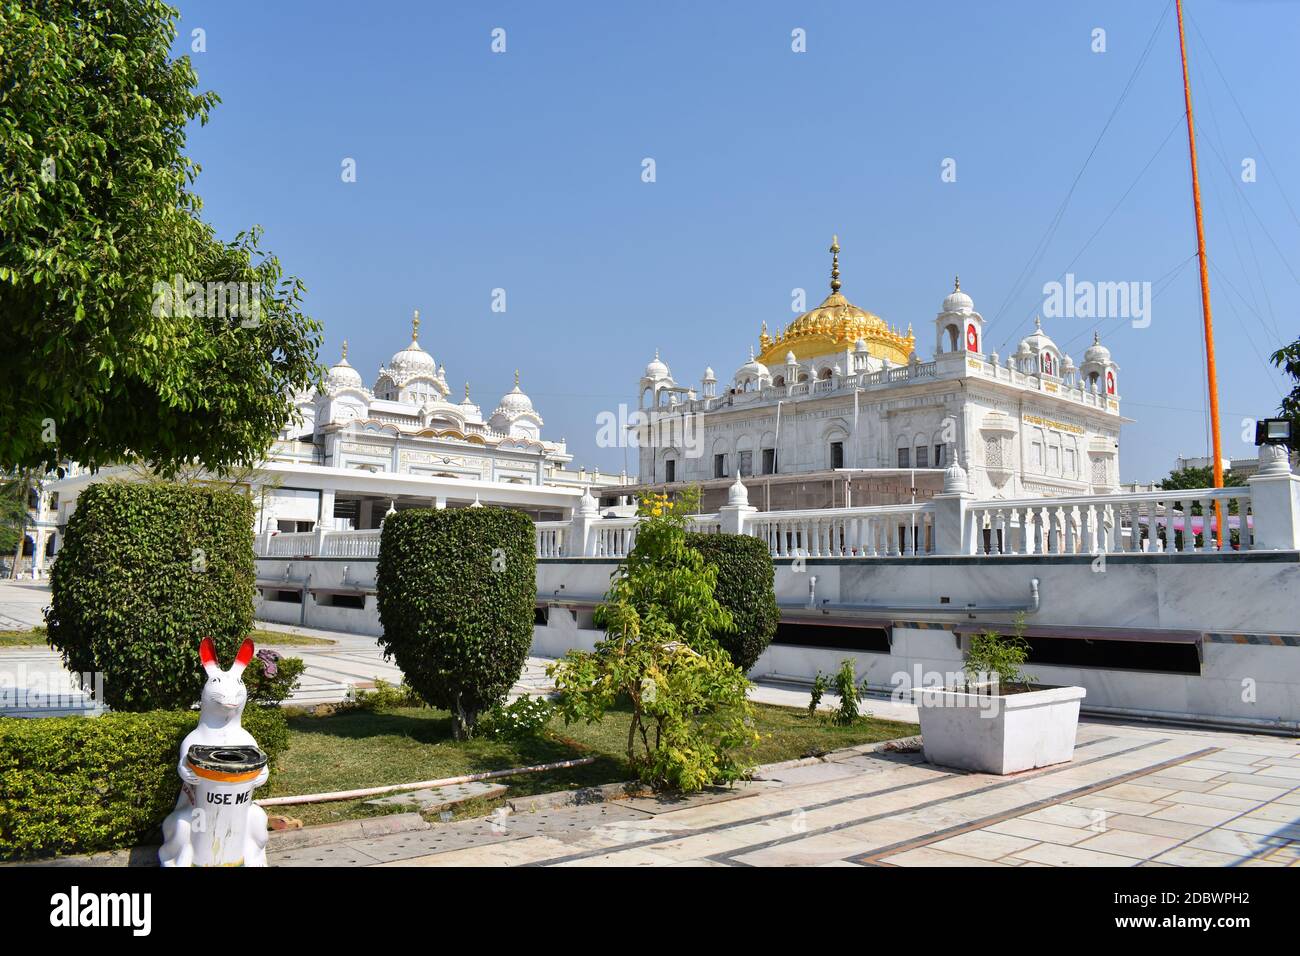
[264,701,918,826]
[0,627,45,647]
[249,628,335,648]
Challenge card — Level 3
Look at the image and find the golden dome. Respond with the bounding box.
[757,236,915,367]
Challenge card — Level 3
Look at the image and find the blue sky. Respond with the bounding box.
[173,0,1300,483]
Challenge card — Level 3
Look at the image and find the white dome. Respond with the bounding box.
[326,344,364,390]
[493,372,539,419]
[942,276,974,314]
[702,366,716,382]
[734,347,769,382]
[1019,316,1058,354]
[1084,331,1111,365]
[644,350,671,380]
[388,311,436,375]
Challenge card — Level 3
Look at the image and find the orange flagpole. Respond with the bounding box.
[1176,0,1226,548]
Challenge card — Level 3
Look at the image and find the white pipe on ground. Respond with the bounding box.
[255,757,597,807]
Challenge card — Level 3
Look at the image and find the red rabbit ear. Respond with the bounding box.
[235,638,255,667]
[199,637,218,670]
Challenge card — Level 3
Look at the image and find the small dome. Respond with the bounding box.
[1019,316,1058,354]
[388,311,436,375]
[785,350,797,366]
[326,342,364,390]
[644,350,670,380]
[854,338,868,351]
[494,371,537,417]
[734,347,769,382]
[1084,331,1111,365]
[942,276,974,314]
[702,366,716,382]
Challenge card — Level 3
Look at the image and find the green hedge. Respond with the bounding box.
[686,532,779,672]
[0,706,287,861]
[376,507,535,738]
[47,481,256,711]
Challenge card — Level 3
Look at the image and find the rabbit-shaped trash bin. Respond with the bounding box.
[159,637,271,867]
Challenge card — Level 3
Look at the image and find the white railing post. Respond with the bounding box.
[718,477,756,536]
[932,457,974,555]
[569,489,600,557]
[1247,444,1300,550]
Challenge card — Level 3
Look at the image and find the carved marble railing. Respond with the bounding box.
[967,487,1254,555]
[535,521,568,558]
[254,453,1299,563]
[748,503,937,558]
[321,529,383,558]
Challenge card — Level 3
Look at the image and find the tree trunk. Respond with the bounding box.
[10,471,31,580]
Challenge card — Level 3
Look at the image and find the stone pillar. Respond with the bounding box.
[434,496,447,510]
[718,478,757,536]
[1247,444,1300,550]
[359,500,374,530]
[317,488,335,531]
[932,454,975,555]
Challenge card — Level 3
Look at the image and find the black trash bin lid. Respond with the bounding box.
[186,744,267,782]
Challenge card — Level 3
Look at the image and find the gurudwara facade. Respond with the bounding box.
[619,238,1125,513]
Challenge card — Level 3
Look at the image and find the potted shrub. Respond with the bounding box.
[913,616,1085,774]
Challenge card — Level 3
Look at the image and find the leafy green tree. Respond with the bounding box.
[1272,336,1300,440]
[0,0,321,475]
[1158,466,1246,492]
[0,470,32,562]
[549,490,758,792]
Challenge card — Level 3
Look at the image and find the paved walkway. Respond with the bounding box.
[270,720,1300,867]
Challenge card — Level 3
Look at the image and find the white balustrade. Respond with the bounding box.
[263,532,318,557]
[252,478,1289,564]
[966,487,1254,556]
[535,521,568,558]
[747,503,936,558]
[320,529,383,558]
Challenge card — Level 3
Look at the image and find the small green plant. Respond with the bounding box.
[808,672,828,717]
[832,658,860,726]
[478,695,554,740]
[337,679,423,714]
[549,488,758,792]
[964,613,1034,689]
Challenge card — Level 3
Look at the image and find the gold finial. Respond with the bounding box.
[341,339,348,360]
[830,234,841,293]
[465,381,471,399]
[514,369,520,387]
[954,275,960,291]
[412,309,420,340]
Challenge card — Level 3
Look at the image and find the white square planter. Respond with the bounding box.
[912,684,1086,775]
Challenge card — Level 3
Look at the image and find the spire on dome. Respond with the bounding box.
[1094,331,1101,345]
[412,310,420,341]
[954,275,960,292]
[341,339,349,360]
[830,234,841,293]
[465,381,471,399]
[514,369,520,387]
[1035,315,1042,330]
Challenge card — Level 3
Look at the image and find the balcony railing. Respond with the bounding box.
[253,453,1297,562]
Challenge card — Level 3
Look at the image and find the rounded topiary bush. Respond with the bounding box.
[376,507,536,739]
[46,481,256,711]
[686,532,779,673]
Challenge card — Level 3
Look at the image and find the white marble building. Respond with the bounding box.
[633,238,1126,504]
[33,312,627,571]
